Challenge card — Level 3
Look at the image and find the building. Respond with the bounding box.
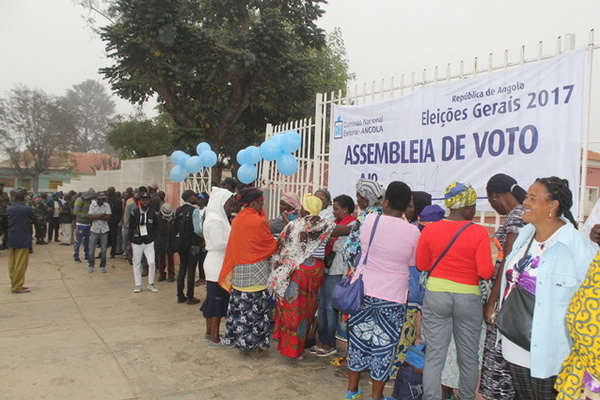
[0,151,119,192]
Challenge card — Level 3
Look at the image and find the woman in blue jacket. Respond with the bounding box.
[498,177,597,400]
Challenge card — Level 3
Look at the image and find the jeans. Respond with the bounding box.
[74,223,91,260]
[177,245,201,301]
[317,274,342,348]
[88,231,108,268]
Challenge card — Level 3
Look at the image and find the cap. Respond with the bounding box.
[140,192,151,199]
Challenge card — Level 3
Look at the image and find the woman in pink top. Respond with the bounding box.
[345,181,421,400]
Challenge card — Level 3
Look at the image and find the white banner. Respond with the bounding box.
[330,51,586,214]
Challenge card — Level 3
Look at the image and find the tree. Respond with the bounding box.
[106,113,176,159]
[0,86,77,193]
[91,0,350,181]
[61,79,116,152]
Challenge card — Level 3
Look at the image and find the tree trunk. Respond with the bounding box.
[32,171,40,193]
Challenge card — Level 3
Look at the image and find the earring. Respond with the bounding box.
[548,211,552,219]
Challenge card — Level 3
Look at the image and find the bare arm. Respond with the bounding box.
[484,232,517,325]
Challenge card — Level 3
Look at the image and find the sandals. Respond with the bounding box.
[316,347,337,357]
[334,367,350,379]
[331,356,347,367]
[309,345,323,354]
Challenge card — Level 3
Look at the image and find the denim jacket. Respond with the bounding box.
[499,219,597,378]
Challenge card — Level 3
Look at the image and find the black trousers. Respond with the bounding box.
[177,246,201,301]
[197,250,207,282]
[508,362,557,400]
[108,223,119,256]
[48,218,60,242]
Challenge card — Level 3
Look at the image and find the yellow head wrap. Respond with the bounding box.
[302,194,323,216]
[444,182,477,210]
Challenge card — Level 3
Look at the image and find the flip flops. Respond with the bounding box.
[330,356,347,367]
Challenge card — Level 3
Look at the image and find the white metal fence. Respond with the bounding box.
[260,30,600,227]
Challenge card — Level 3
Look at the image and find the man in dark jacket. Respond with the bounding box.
[175,190,202,304]
[128,192,159,293]
[7,190,35,293]
[106,186,123,258]
[155,202,176,282]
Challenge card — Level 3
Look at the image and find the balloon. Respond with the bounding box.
[237,164,257,184]
[277,153,298,176]
[236,149,249,165]
[169,165,187,182]
[179,153,191,166]
[184,155,203,174]
[260,140,281,161]
[196,142,211,155]
[281,130,302,153]
[199,150,218,168]
[171,150,187,165]
[271,134,284,148]
[245,146,261,164]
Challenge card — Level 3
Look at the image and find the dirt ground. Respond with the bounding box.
[0,242,362,400]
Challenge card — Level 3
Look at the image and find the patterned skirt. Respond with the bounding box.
[223,288,271,351]
[273,257,324,358]
[389,305,420,379]
[479,324,517,399]
[348,295,407,382]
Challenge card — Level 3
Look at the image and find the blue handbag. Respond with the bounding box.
[332,215,381,314]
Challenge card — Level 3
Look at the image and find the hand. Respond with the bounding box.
[591,224,600,245]
[483,300,497,325]
[282,211,289,225]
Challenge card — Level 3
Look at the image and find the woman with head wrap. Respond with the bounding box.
[416,182,495,400]
[404,191,433,224]
[478,173,528,399]
[268,192,301,235]
[315,188,335,221]
[496,177,596,399]
[269,194,336,360]
[218,187,278,353]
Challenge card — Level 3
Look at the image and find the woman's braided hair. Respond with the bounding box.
[535,176,578,228]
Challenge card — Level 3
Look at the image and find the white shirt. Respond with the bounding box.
[89,201,112,234]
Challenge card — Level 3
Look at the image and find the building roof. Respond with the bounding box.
[0,151,119,174]
[588,150,600,162]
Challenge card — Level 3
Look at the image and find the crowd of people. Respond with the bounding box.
[2,173,600,400]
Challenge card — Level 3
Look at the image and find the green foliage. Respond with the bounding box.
[61,80,116,153]
[105,113,176,159]
[95,0,351,179]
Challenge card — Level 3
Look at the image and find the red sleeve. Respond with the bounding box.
[475,229,494,279]
[416,226,432,272]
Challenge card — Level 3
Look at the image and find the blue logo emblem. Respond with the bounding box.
[334,116,343,139]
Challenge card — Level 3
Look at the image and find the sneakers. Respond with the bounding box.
[177,297,187,303]
[88,267,94,273]
[74,258,81,263]
[186,297,201,305]
[167,277,175,282]
[133,286,142,293]
[100,267,106,273]
[147,284,159,292]
[344,388,362,400]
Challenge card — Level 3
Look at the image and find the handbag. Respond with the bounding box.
[332,214,381,314]
[419,222,474,287]
[496,235,536,351]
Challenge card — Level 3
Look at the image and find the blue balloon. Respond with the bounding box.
[184,155,203,174]
[171,150,187,165]
[245,146,261,164]
[260,140,281,161]
[237,164,257,184]
[236,149,249,165]
[169,165,187,182]
[196,142,211,155]
[277,153,298,176]
[199,150,218,168]
[281,130,302,153]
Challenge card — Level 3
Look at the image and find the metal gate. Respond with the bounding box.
[260,30,600,224]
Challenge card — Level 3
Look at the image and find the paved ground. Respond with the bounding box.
[0,242,355,400]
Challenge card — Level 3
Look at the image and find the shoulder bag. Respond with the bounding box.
[496,234,536,351]
[332,214,381,314]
